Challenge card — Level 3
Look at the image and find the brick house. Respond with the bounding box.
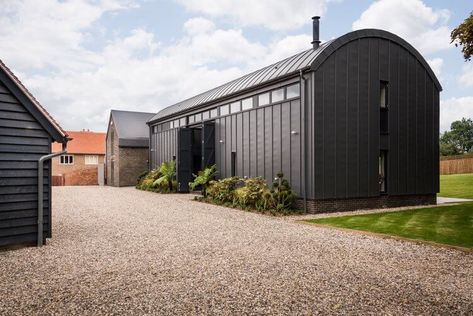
[52,130,105,185]
[106,110,154,187]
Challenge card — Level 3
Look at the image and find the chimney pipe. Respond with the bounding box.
[311,16,321,49]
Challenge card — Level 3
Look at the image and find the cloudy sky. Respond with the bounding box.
[1,0,471,132]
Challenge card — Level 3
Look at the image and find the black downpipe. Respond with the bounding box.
[300,70,308,212]
[37,141,67,247]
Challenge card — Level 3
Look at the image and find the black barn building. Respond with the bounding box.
[0,60,68,246]
[147,20,441,212]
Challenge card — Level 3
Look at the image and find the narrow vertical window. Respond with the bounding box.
[380,81,389,134]
[231,152,236,177]
[379,151,387,193]
[380,81,388,108]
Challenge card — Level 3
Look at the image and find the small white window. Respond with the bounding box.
[220,105,229,116]
[60,155,74,165]
[202,111,210,120]
[258,93,270,106]
[194,113,202,122]
[230,101,240,114]
[271,88,284,103]
[85,155,98,165]
[210,108,218,118]
[286,83,300,99]
[180,117,186,126]
[241,98,253,110]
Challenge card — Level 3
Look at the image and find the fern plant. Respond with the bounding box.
[189,165,217,196]
[153,160,176,192]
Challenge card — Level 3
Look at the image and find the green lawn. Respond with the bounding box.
[439,173,473,199]
[306,203,473,248]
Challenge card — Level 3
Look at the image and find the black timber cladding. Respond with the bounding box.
[0,82,52,246]
[0,60,66,247]
[150,29,441,201]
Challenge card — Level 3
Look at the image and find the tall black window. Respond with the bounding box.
[380,81,389,134]
[231,152,236,177]
[379,151,387,193]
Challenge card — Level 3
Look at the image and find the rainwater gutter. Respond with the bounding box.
[300,69,308,213]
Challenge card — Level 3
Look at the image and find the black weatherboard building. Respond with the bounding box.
[0,60,68,246]
[148,18,441,212]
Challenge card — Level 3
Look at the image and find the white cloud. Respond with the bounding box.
[440,97,473,132]
[459,63,473,87]
[427,58,443,77]
[352,0,452,55]
[177,0,326,31]
[1,2,315,131]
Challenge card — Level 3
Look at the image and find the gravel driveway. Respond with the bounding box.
[1,186,472,315]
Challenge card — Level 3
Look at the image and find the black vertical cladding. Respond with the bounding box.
[416,61,426,193]
[357,38,370,197]
[314,69,324,198]
[335,46,348,197]
[264,106,273,184]
[312,37,439,199]
[323,54,336,198]
[256,108,265,178]
[272,103,281,177]
[346,40,359,198]
[281,102,291,181]
[236,113,243,176]
[368,38,380,196]
[407,55,417,193]
[398,48,409,194]
[388,41,400,195]
[225,116,232,177]
[290,100,302,195]
[242,111,250,177]
[249,110,257,177]
[433,87,440,193]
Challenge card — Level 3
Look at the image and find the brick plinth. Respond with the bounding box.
[296,194,436,214]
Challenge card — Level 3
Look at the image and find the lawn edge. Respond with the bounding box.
[298,221,473,253]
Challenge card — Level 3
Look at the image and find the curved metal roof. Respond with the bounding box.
[150,29,442,123]
[149,40,332,122]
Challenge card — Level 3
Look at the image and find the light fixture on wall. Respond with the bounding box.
[291,130,298,135]
[219,140,224,144]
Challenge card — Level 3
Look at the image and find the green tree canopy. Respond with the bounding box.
[440,118,473,156]
[451,12,473,61]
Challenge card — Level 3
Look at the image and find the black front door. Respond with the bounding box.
[177,127,193,192]
[201,121,215,168]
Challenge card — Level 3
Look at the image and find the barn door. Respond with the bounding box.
[201,121,215,168]
[177,127,193,192]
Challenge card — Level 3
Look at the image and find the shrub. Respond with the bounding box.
[189,165,217,196]
[202,173,297,215]
[206,176,241,204]
[269,172,297,213]
[233,177,268,209]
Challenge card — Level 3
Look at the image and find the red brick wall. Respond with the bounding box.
[52,154,104,186]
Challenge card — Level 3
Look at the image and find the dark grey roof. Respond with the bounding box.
[110,110,154,147]
[149,40,332,122]
[150,29,442,123]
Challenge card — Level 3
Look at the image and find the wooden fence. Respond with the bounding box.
[440,154,473,175]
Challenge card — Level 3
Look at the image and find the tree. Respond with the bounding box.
[440,118,473,156]
[451,12,473,61]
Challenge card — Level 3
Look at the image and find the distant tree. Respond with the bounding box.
[440,118,473,156]
[451,12,473,61]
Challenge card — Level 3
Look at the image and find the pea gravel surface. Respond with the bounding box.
[1,186,472,315]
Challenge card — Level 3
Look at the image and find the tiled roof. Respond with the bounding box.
[52,131,105,154]
[149,41,332,122]
[0,59,67,138]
